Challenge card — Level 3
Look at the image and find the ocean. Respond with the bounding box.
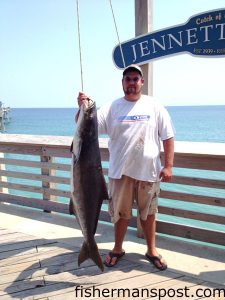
[3,105,225,143]
[2,105,225,246]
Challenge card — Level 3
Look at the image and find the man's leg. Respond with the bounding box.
[104,218,128,266]
[140,214,157,255]
[105,176,133,267]
[113,218,129,252]
[140,214,167,269]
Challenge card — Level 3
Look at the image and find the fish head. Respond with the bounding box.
[82,98,95,117]
[79,98,98,141]
[72,98,98,158]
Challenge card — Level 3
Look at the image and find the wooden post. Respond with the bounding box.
[41,151,56,213]
[135,0,153,96]
[0,153,8,194]
[0,109,4,132]
[135,0,153,237]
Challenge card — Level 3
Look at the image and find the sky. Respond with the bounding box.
[0,0,224,108]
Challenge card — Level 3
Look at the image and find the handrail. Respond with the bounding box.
[0,134,225,246]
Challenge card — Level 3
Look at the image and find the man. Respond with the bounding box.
[77,64,174,270]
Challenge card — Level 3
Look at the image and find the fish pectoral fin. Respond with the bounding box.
[69,198,75,215]
[78,241,104,272]
[101,173,109,200]
[71,138,82,161]
[70,141,73,153]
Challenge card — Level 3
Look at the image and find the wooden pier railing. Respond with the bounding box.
[0,134,225,246]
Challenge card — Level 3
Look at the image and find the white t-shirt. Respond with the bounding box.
[97,95,175,182]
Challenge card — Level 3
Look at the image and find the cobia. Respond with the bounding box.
[70,98,108,272]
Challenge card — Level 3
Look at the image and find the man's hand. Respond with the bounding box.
[159,167,172,182]
[160,137,174,182]
[77,91,90,107]
[75,92,90,122]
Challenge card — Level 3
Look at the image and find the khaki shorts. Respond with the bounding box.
[108,175,160,224]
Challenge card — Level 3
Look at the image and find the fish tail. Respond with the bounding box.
[78,241,104,272]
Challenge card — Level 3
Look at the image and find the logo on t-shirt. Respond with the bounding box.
[118,115,150,122]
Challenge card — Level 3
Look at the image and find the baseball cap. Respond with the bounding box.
[123,64,143,77]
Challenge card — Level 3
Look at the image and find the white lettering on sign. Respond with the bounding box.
[130,24,225,63]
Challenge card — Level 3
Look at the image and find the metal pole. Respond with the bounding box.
[135,0,153,96]
[135,0,153,238]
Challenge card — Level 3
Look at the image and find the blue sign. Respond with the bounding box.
[113,8,225,68]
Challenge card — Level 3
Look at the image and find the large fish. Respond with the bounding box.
[69,98,108,272]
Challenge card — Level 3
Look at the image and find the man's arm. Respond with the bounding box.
[160,137,174,182]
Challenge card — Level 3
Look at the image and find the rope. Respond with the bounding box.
[76,0,125,88]
[109,0,126,68]
[76,0,84,91]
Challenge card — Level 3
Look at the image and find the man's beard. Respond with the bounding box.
[124,86,141,95]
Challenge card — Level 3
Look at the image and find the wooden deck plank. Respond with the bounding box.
[0,232,35,242]
[0,268,42,287]
[0,247,73,267]
[48,292,78,300]
[0,282,76,300]
[0,241,62,261]
[0,251,90,285]
[1,260,41,276]
[0,246,38,261]
[43,259,156,285]
[0,277,45,297]
[0,238,58,253]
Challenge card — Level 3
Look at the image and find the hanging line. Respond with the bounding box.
[109,0,126,68]
[76,0,84,91]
